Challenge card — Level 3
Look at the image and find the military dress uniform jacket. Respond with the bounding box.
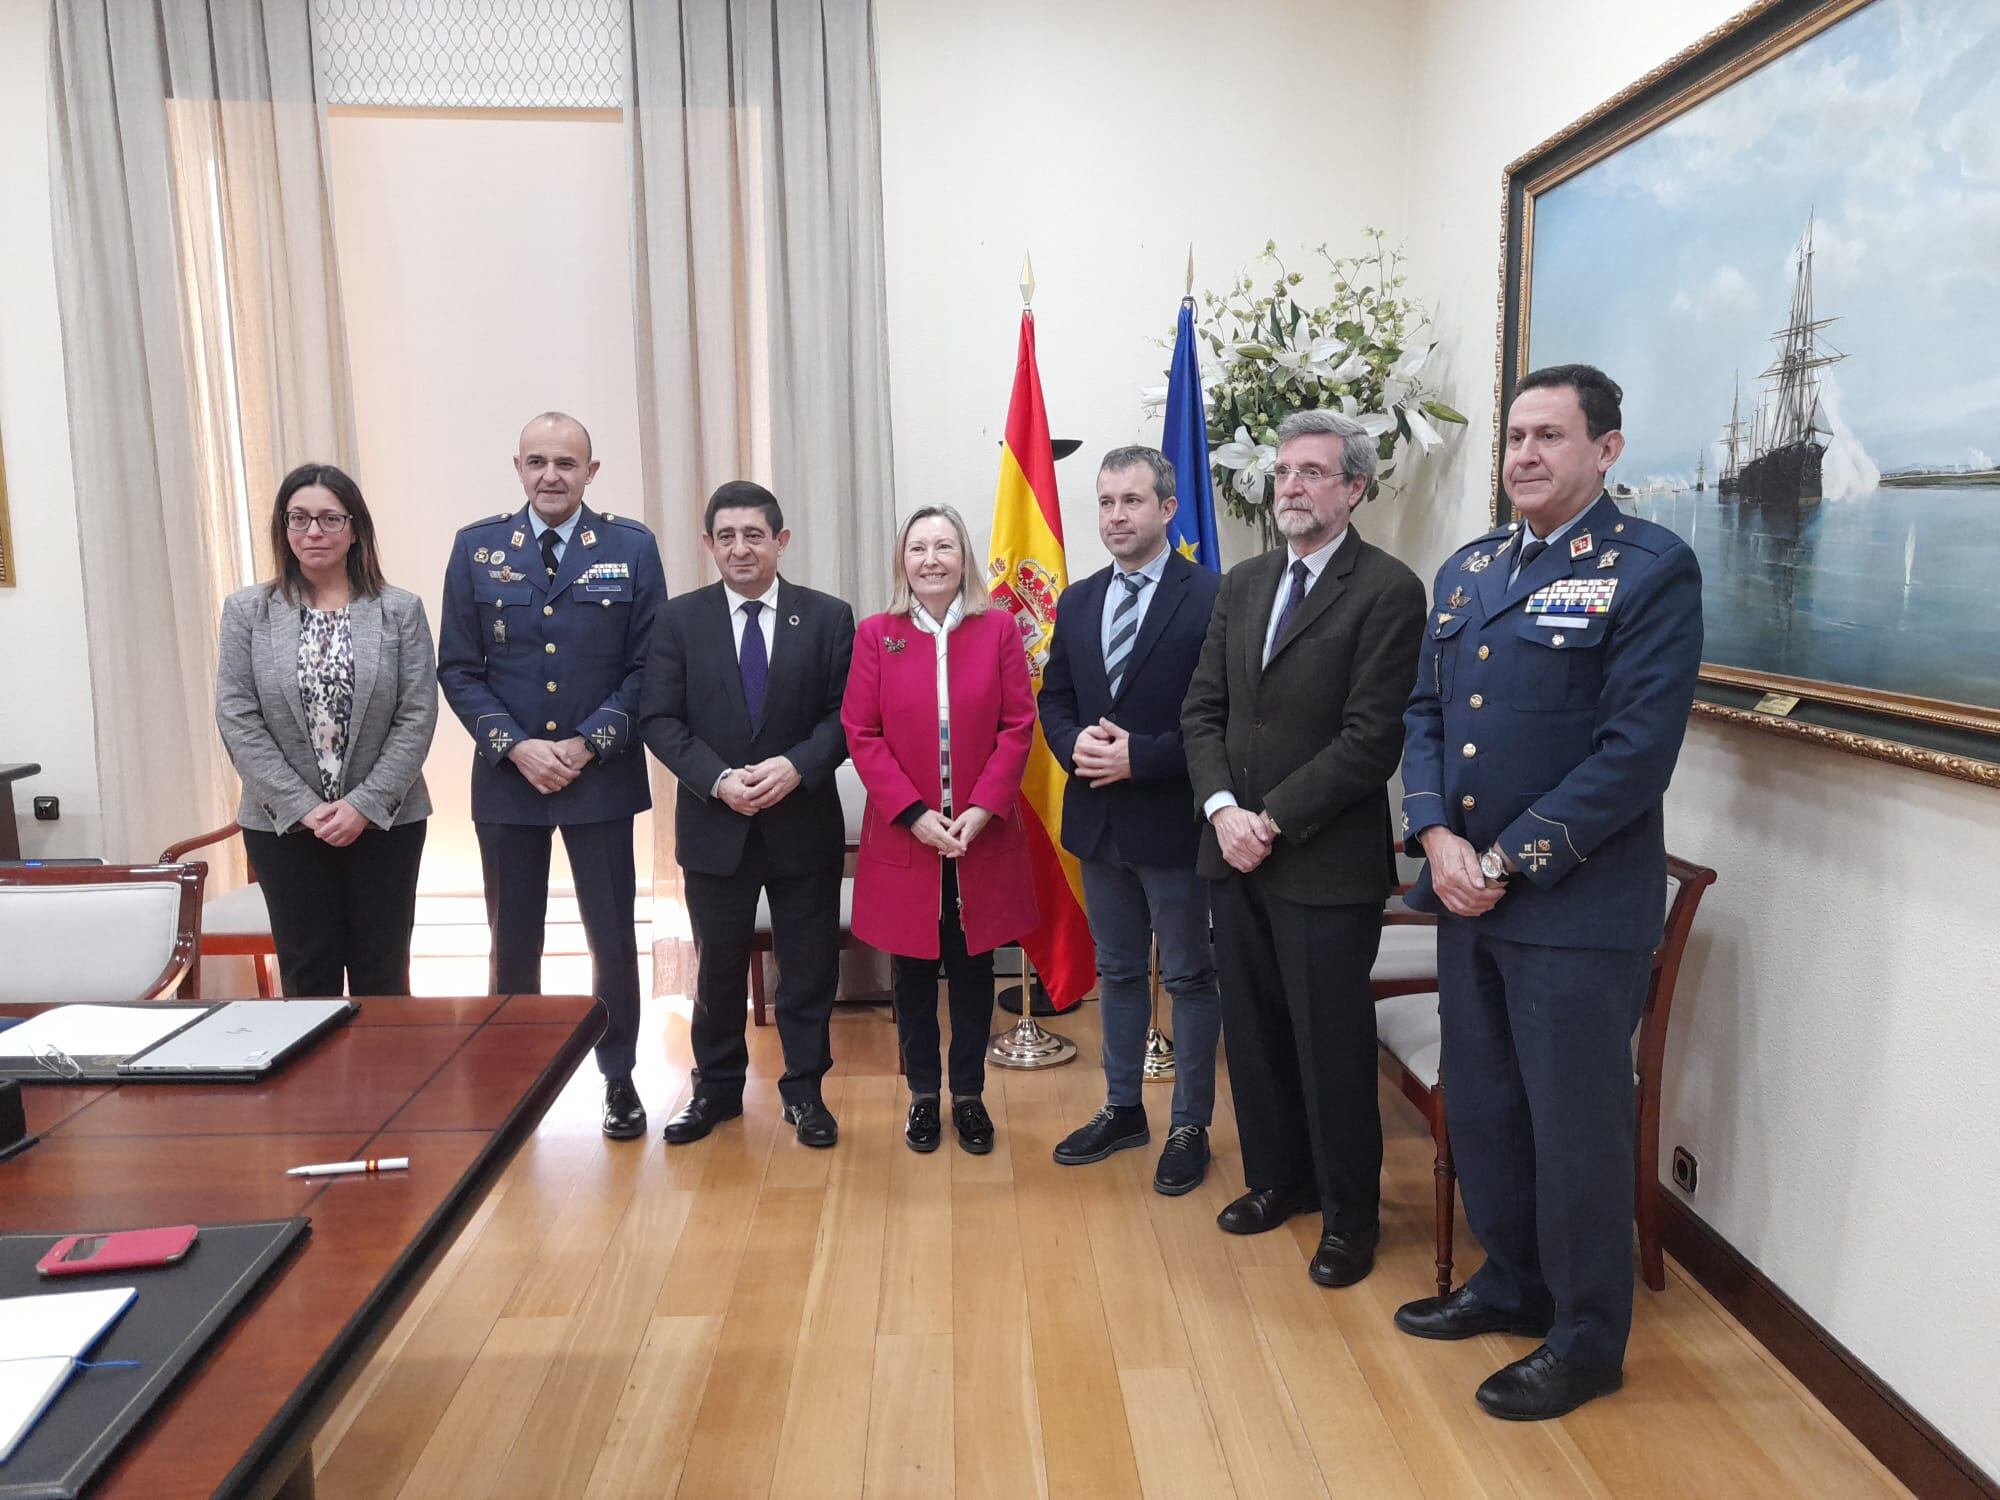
[438,503,667,825]
[1400,491,1702,951]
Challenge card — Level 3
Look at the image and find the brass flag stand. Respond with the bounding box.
[1142,941,1175,1079]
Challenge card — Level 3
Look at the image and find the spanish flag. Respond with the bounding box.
[987,310,1095,1009]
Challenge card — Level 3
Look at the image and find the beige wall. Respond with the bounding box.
[325,108,652,896]
[1389,0,2000,1475]
[874,0,1419,583]
[0,0,99,859]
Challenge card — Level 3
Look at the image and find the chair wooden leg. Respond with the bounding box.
[1432,1093,1456,1299]
[749,955,768,1027]
[254,953,273,999]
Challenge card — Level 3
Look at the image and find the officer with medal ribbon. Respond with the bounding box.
[1395,365,1702,1419]
[438,411,667,1138]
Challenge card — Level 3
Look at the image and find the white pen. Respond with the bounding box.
[285,1156,410,1178]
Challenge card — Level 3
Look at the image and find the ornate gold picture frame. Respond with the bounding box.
[1496,0,2000,790]
[0,429,15,588]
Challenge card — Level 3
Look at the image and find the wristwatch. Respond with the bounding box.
[1478,846,1509,883]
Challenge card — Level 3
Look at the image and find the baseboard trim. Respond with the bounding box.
[1661,1193,1995,1499]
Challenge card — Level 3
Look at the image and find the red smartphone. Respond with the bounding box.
[35,1224,199,1277]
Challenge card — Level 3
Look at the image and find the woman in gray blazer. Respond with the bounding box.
[215,463,438,996]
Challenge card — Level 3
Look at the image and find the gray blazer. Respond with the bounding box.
[216,582,438,833]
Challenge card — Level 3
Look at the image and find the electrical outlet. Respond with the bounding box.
[1671,1145,1698,1194]
[32,797,59,822]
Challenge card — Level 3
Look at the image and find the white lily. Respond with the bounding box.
[1212,425,1276,497]
[1355,410,1397,440]
[1381,340,1434,409]
[1402,403,1445,451]
[1139,384,1169,416]
[1320,351,1369,385]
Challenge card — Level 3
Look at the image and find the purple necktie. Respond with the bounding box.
[1268,558,1310,657]
[739,600,768,720]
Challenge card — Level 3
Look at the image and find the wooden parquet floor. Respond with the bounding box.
[312,998,1910,1499]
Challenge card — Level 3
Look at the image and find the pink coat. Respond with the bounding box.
[842,608,1039,959]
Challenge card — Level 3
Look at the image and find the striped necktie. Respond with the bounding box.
[1105,571,1146,697]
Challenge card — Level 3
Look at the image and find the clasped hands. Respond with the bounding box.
[508,735,595,795]
[1419,826,1508,917]
[911,806,992,859]
[300,799,367,846]
[1071,718,1132,787]
[1211,805,1280,873]
[717,757,802,816]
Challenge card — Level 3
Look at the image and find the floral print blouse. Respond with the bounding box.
[297,604,355,801]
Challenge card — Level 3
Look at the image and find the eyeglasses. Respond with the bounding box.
[285,511,351,533]
[1270,465,1349,487]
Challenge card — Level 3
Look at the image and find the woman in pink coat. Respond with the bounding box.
[842,505,1038,1154]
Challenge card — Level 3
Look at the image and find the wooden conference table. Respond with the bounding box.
[0,994,597,1500]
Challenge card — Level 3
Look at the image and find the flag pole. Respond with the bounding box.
[1142,941,1175,1079]
[989,247,1077,1071]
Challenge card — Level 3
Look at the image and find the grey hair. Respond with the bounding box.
[1276,409,1378,485]
[1097,445,1177,502]
[887,505,992,618]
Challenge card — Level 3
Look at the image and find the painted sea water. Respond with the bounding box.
[1621,484,2000,711]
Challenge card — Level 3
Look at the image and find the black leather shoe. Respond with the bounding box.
[1394,1287,1554,1342]
[905,1097,942,1153]
[1053,1104,1149,1165]
[601,1078,647,1140]
[1307,1226,1380,1288]
[660,1094,742,1145]
[1152,1125,1209,1196]
[952,1097,995,1155]
[1475,1344,1623,1421]
[1216,1184,1318,1235]
[783,1099,839,1149]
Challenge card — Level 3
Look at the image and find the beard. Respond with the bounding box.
[1274,503,1325,539]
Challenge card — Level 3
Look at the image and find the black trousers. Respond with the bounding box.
[891,862,995,1098]
[477,817,641,1080]
[1437,922,1651,1368]
[243,820,426,998]
[1212,873,1383,1237]
[683,823,842,1108]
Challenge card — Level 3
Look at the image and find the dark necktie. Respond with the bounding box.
[739,600,768,720]
[1268,558,1310,660]
[1511,535,1548,585]
[1104,572,1146,696]
[539,527,561,581]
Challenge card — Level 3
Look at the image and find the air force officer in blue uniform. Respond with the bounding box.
[1395,365,1701,1419]
[438,411,667,1138]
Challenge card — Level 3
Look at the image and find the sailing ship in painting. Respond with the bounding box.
[1714,217,1845,511]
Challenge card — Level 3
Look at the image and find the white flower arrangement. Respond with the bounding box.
[1146,232,1467,542]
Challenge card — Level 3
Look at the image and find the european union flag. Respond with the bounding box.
[1162,298,1220,570]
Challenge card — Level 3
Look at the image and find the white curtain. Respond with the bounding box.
[48,0,355,863]
[626,0,897,992]
[625,0,897,599]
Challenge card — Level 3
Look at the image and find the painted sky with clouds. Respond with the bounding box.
[1525,0,2000,488]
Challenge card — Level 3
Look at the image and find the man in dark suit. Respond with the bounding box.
[1394,364,1702,1419]
[639,481,855,1148]
[1182,409,1427,1288]
[1041,446,1225,1195]
[439,411,667,1140]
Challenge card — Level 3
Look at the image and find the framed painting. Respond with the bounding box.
[0,428,14,588]
[1498,0,2000,789]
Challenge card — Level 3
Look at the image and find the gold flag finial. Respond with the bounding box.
[1185,243,1194,298]
[1019,251,1036,308]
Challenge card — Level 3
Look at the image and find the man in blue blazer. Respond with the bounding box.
[439,412,667,1140]
[1397,365,1702,1419]
[1040,446,1224,1194]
